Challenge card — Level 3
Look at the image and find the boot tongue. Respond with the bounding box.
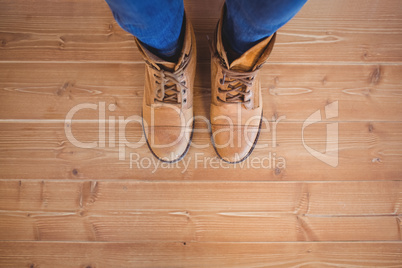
[215,15,273,72]
[229,35,273,72]
[151,44,189,73]
[155,60,176,72]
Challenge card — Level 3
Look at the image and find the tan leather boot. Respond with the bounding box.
[210,7,276,163]
[135,14,196,163]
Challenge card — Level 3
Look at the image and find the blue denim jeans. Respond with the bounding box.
[105,0,308,58]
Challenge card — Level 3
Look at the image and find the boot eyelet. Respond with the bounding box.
[182,89,186,94]
[183,99,187,104]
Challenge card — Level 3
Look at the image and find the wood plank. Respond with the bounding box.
[0,211,399,242]
[0,181,400,215]
[0,180,400,241]
[0,241,401,267]
[0,122,401,180]
[0,0,401,63]
[1,63,401,121]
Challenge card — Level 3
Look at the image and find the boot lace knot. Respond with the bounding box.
[217,67,257,104]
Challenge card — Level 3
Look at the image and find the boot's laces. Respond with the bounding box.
[149,54,190,104]
[217,68,257,103]
[207,35,258,104]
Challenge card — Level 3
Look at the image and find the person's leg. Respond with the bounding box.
[223,0,308,58]
[209,0,308,163]
[105,0,196,162]
[104,0,184,61]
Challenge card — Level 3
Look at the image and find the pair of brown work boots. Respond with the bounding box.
[136,9,276,163]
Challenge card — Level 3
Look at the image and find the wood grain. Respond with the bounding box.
[0,0,401,265]
[0,241,401,268]
[0,122,401,180]
[0,63,401,121]
[0,180,400,242]
[0,0,402,63]
[0,181,399,215]
[0,211,400,242]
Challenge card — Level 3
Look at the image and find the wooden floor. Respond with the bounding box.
[1,0,402,267]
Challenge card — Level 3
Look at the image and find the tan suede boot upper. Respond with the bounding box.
[210,9,276,163]
[136,14,196,163]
